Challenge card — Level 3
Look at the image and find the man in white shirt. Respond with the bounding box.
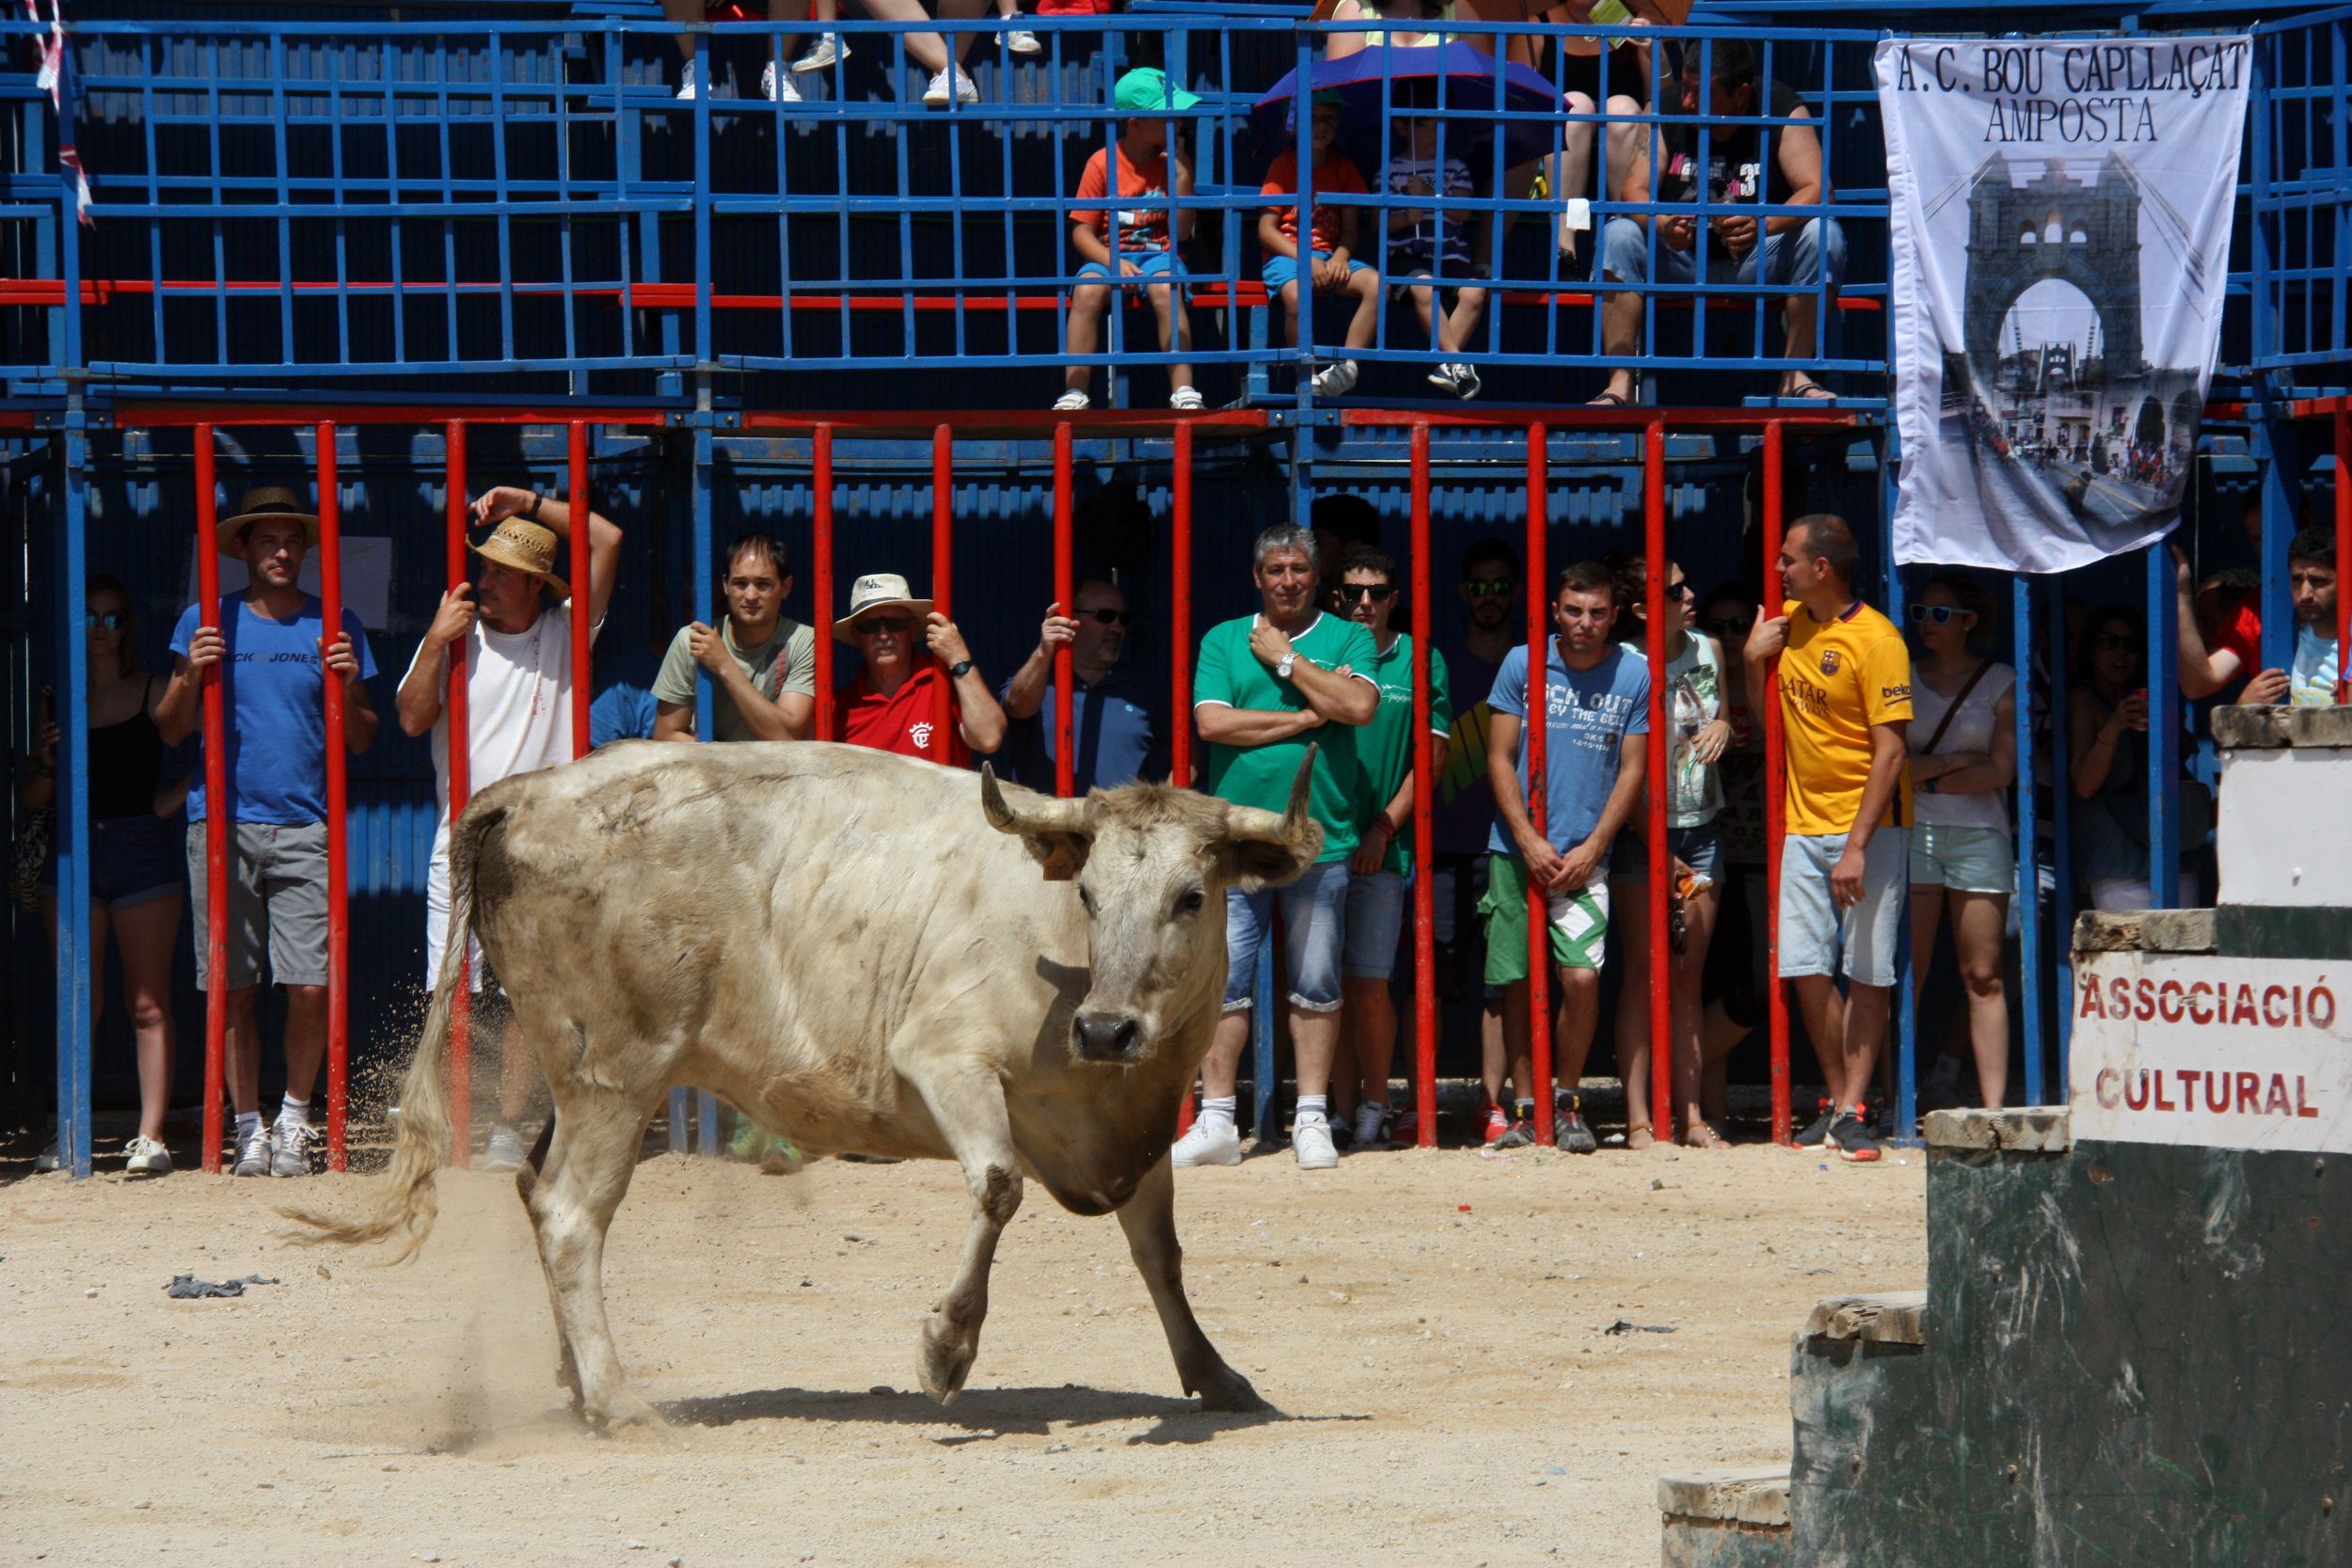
[395,485,624,1170]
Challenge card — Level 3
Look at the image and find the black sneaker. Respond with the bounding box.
[1829,1111,1883,1164]
[1793,1098,1837,1148]
[1553,1098,1598,1154]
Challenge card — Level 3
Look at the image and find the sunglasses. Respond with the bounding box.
[1908,604,1969,625]
[1707,614,1754,637]
[1666,578,1693,601]
[1464,579,1518,599]
[1337,583,1397,604]
[84,611,128,631]
[853,616,913,637]
[1081,608,1132,626]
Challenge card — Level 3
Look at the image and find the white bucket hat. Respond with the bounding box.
[833,572,936,643]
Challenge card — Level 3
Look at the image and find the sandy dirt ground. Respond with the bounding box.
[1,1140,1924,1567]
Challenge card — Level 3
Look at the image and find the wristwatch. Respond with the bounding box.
[947,659,975,680]
[1276,653,1296,681]
[524,492,544,520]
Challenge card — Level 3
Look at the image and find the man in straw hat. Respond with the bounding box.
[156,483,380,1178]
[393,484,624,1171]
[833,572,1008,765]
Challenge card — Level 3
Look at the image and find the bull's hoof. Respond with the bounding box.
[583,1385,668,1434]
[918,1310,983,1406]
[1189,1360,1270,1414]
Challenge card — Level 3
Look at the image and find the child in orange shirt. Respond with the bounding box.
[1056,68,1203,412]
[1260,93,1384,398]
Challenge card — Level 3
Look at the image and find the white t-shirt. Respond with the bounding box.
[2291,623,2341,706]
[1909,660,2015,832]
[1663,634,1725,829]
[401,601,600,865]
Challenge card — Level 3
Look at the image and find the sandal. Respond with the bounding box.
[1626,1122,1657,1150]
[1679,1121,1732,1150]
[1588,388,1631,407]
[1780,377,1837,402]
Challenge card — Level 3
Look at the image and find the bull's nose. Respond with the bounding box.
[1073,1013,1141,1061]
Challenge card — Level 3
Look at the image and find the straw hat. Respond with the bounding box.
[217,486,320,556]
[833,573,935,643]
[470,516,569,600]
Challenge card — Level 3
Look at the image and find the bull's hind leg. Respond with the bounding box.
[521,1085,664,1430]
[513,1120,580,1404]
[1116,1155,1266,1412]
[904,1064,1023,1404]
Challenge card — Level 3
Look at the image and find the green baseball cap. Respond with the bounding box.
[1114,67,1203,116]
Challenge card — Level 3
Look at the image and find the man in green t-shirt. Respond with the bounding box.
[1173,524,1379,1172]
[1329,546,1450,1148]
[652,533,818,742]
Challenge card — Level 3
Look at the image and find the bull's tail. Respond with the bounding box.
[281,803,505,1261]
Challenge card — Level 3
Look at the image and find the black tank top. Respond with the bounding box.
[87,703,164,819]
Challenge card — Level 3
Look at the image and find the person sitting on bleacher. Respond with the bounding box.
[1055,68,1205,413]
[1590,37,1844,407]
[1385,112,1488,400]
[1260,91,1384,400]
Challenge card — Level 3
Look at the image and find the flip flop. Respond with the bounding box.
[1781,379,1838,402]
[1588,389,1631,406]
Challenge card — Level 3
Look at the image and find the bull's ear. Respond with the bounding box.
[979,765,1093,882]
[1219,746,1324,891]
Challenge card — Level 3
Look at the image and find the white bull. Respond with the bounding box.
[291,740,1322,1426]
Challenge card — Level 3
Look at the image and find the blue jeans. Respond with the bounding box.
[1598,214,1846,294]
[1342,869,1408,981]
[1220,860,1350,1014]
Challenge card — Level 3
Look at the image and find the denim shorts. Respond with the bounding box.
[42,812,184,911]
[1221,859,1350,1013]
[1263,248,1372,297]
[1342,868,1408,981]
[1608,819,1725,884]
[1075,248,1177,283]
[1777,829,1907,988]
[185,820,330,990]
[1907,823,2012,895]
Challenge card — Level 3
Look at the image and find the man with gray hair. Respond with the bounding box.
[1173,523,1379,1170]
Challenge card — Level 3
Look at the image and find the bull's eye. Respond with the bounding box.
[1078,885,1096,914]
[1175,888,1206,917]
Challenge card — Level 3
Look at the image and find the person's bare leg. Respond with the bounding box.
[1554,90,1597,259]
[1290,1004,1339,1102]
[1343,976,1396,1111]
[1553,966,1600,1094]
[1064,280,1109,396]
[1673,886,1720,1141]
[1342,268,1382,350]
[115,895,183,1144]
[1200,1008,1248,1101]
[1446,287,1488,356]
[856,0,953,76]
[282,983,328,1104]
[1597,274,1642,402]
[1789,974,1847,1108]
[1498,981,1533,1109]
[1279,280,1302,348]
[661,0,703,64]
[1838,982,1890,1117]
[1481,992,1509,1108]
[1147,282,1195,390]
[223,986,263,1115]
[1949,891,2010,1109]
[1611,874,1653,1142]
[1408,281,1438,345]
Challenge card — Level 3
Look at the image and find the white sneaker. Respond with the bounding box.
[231,1121,273,1178]
[1311,358,1359,398]
[1427,361,1482,400]
[1003,28,1041,55]
[1170,1117,1242,1168]
[269,1118,316,1178]
[1168,385,1205,411]
[675,55,701,100]
[1351,1101,1391,1148]
[1293,1117,1339,1170]
[479,1123,529,1174]
[923,67,979,106]
[791,32,846,73]
[1053,388,1090,411]
[124,1135,172,1177]
[760,61,801,103]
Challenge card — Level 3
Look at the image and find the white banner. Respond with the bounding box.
[2069,954,2352,1155]
[1875,38,2251,573]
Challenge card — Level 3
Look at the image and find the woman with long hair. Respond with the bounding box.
[2068,605,2182,911]
[18,575,187,1174]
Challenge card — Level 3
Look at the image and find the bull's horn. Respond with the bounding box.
[979,764,1089,838]
[1223,744,1322,848]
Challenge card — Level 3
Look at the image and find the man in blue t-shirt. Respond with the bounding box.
[996,578,1168,792]
[1480,560,1649,1153]
[157,486,379,1179]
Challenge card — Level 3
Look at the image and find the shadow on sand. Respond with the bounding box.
[660,1383,1358,1446]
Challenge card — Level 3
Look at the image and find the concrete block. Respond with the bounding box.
[1660,1467,1789,1568]
[1922,1107,2071,1155]
[2210,703,2352,750]
[1803,1291,1928,1346]
[2072,907,2217,955]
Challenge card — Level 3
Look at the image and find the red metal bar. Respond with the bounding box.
[813,425,837,741]
[932,424,955,751]
[445,421,472,1169]
[114,404,673,430]
[1525,422,1554,1147]
[1644,419,1672,1145]
[316,424,351,1172]
[1340,407,1859,432]
[2336,409,2349,705]
[1053,421,1075,799]
[1171,421,1197,1141]
[1763,420,1792,1145]
[567,421,592,761]
[1409,421,1438,1149]
[740,409,1269,436]
[194,428,228,1175]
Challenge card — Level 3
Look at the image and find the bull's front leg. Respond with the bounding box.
[1115,1154,1267,1413]
[906,1065,1023,1404]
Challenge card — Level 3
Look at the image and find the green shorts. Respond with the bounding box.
[1478,851,1612,985]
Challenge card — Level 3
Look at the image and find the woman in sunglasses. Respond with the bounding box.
[16,576,187,1175]
[1903,573,2015,1112]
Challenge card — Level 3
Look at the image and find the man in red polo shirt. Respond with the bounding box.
[834,572,1008,765]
